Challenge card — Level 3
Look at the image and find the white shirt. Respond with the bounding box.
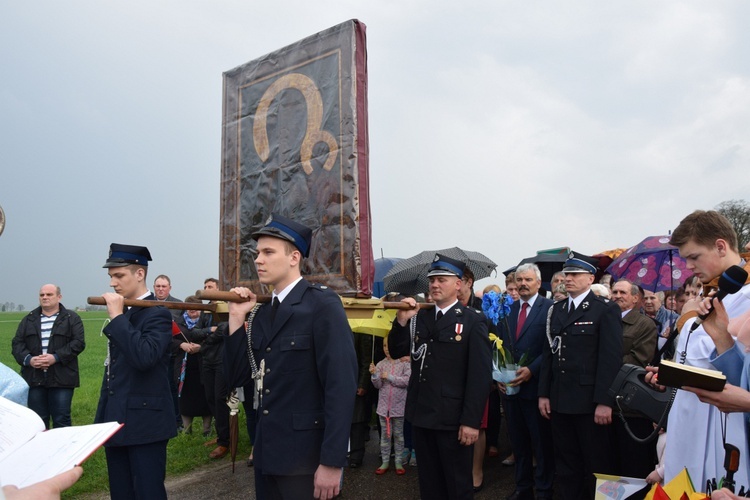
[436,300,459,319]
[519,293,539,318]
[272,277,303,304]
[567,288,591,311]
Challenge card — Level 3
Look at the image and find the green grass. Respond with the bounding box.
[0,311,252,498]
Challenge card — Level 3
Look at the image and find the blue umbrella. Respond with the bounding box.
[373,257,403,298]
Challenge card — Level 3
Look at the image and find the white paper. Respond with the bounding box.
[0,396,122,488]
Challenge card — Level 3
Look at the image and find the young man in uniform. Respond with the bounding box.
[96,243,176,500]
[538,253,622,500]
[223,214,358,500]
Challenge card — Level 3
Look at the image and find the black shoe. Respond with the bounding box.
[506,491,534,500]
[348,461,362,468]
[473,482,483,494]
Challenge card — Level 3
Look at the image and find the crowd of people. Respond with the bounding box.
[4,209,750,500]
[3,247,236,499]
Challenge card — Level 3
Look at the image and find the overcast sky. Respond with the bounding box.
[2,1,749,308]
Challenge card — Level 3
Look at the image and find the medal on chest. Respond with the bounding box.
[455,323,463,342]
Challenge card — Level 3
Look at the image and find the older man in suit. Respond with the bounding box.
[96,244,177,500]
[610,279,658,478]
[224,214,358,500]
[538,253,623,500]
[499,264,555,500]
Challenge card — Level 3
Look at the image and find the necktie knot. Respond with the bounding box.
[271,297,280,322]
[436,310,444,321]
[515,302,529,339]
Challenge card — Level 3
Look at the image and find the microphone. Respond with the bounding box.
[689,265,748,332]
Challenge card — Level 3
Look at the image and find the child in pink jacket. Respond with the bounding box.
[370,339,411,475]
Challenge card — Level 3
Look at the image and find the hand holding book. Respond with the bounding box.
[657,359,726,392]
[0,396,122,489]
[682,382,750,414]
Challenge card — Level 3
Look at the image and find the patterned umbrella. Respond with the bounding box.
[177,353,187,397]
[172,320,189,398]
[606,236,693,292]
[383,247,497,296]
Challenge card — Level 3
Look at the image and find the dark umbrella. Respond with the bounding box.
[227,391,241,472]
[505,253,569,284]
[383,247,497,295]
[606,235,693,292]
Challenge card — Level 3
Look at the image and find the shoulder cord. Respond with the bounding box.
[545,306,561,355]
[101,318,111,390]
[226,304,262,412]
[409,315,428,376]
[243,304,262,379]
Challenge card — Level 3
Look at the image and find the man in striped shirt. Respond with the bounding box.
[12,284,85,428]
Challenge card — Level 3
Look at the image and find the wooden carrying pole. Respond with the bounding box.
[194,289,434,311]
[87,297,217,312]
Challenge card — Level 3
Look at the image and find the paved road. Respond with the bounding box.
[171,426,517,499]
[82,423,520,499]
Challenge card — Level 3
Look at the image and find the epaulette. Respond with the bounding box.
[309,283,331,292]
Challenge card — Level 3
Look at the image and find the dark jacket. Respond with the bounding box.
[538,291,623,414]
[95,296,177,446]
[12,304,85,388]
[171,311,211,358]
[223,279,358,475]
[199,314,227,368]
[500,294,554,400]
[622,308,657,367]
[389,302,492,430]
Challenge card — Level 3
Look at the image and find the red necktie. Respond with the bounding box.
[516,302,529,340]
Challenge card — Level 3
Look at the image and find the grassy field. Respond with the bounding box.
[0,311,252,498]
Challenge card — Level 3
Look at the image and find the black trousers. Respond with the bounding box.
[349,392,372,464]
[505,396,554,497]
[486,388,501,448]
[255,467,315,500]
[201,362,230,446]
[105,440,168,500]
[412,425,474,500]
[550,412,615,500]
[612,414,657,479]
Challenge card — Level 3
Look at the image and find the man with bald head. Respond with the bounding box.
[12,284,85,428]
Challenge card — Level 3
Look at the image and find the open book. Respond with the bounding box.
[0,396,122,488]
[658,359,727,392]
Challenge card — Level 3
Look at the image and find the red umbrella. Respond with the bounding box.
[606,236,693,292]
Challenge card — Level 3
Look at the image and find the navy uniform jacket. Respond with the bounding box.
[223,279,358,475]
[94,296,177,446]
[388,303,492,430]
[538,291,622,414]
[500,295,554,401]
